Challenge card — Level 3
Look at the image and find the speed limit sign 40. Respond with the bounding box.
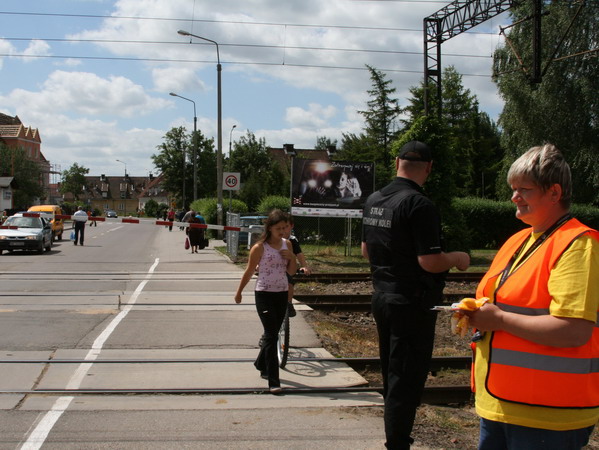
[223,172,241,191]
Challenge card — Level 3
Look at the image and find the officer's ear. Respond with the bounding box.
[395,157,400,171]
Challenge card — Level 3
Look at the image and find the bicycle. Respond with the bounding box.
[276,306,290,368]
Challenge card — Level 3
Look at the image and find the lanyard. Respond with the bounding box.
[497,213,572,289]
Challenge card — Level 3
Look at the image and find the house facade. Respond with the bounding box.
[0,113,51,202]
[66,173,169,216]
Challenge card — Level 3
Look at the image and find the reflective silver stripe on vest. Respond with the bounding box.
[496,303,549,316]
[497,302,599,326]
[492,348,599,374]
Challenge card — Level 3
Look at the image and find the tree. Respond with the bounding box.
[493,1,599,204]
[152,127,188,207]
[152,127,216,208]
[229,131,286,211]
[314,136,338,152]
[358,65,403,171]
[0,142,44,208]
[403,66,503,199]
[59,163,89,201]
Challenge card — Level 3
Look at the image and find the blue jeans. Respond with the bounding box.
[479,418,594,450]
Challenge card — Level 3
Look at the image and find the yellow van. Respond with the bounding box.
[27,205,64,241]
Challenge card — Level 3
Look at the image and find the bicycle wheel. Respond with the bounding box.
[277,308,290,368]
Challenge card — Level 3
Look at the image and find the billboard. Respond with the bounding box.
[291,159,374,218]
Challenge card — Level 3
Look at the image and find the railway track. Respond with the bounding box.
[295,272,484,284]
[0,355,472,404]
[294,292,474,311]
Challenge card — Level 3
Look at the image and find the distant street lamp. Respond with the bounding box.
[115,159,127,216]
[228,124,237,170]
[178,29,224,231]
[169,92,198,202]
[228,124,237,212]
[115,159,127,177]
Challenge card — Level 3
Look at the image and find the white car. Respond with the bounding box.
[0,214,53,255]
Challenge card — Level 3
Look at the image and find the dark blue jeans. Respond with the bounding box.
[372,293,438,450]
[479,418,594,450]
[254,290,288,388]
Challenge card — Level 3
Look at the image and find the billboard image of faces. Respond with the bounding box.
[291,159,374,218]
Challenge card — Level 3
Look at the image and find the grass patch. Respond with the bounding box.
[225,243,494,273]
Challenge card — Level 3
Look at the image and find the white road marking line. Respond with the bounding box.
[19,258,160,450]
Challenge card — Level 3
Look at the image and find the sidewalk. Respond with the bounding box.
[11,227,386,448]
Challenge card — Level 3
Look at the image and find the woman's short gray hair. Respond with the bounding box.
[507,144,572,208]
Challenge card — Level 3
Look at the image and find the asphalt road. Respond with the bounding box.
[0,219,384,449]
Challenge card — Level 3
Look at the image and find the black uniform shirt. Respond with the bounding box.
[362,177,446,306]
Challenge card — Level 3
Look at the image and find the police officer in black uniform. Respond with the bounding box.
[361,141,470,449]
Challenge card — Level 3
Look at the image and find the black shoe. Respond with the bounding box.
[73,242,77,245]
[260,372,268,380]
[288,303,297,317]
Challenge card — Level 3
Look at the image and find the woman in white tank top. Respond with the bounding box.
[235,210,296,394]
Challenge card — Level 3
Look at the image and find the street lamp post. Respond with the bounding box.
[228,124,237,212]
[115,159,127,216]
[115,159,127,177]
[169,92,197,203]
[178,29,223,232]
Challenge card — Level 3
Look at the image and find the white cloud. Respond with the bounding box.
[1,0,511,177]
[8,70,170,118]
[152,67,207,93]
[21,40,51,60]
[285,103,337,129]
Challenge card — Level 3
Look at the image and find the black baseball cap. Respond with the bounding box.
[398,141,432,162]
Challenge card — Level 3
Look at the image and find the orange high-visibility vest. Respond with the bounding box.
[476,218,599,408]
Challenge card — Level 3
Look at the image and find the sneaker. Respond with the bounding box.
[269,386,283,395]
[288,303,297,317]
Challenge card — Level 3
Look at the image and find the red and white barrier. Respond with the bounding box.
[22,212,247,232]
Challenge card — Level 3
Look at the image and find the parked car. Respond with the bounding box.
[27,204,64,241]
[0,213,53,254]
[225,215,267,246]
[105,210,118,218]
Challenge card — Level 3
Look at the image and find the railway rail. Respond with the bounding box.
[0,355,472,404]
[295,272,484,284]
[294,293,474,311]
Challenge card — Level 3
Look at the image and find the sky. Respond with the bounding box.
[0,0,511,181]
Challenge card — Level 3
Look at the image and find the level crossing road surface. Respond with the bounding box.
[0,219,386,449]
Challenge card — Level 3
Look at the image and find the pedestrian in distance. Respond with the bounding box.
[88,210,97,226]
[361,140,470,450]
[187,214,205,254]
[72,206,88,246]
[234,209,296,395]
[284,216,312,317]
[167,208,175,231]
[462,144,599,450]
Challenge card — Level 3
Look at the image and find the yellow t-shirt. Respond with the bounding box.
[474,233,599,430]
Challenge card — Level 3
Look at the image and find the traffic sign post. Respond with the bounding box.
[223,172,240,191]
[223,172,241,216]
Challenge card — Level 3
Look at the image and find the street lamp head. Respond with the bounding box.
[178,30,191,37]
[169,92,178,97]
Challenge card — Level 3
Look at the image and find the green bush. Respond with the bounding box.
[452,197,526,249]
[257,196,290,214]
[451,197,599,249]
[571,204,599,230]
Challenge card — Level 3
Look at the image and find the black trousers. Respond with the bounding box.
[74,222,85,245]
[372,293,438,450]
[254,290,288,388]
